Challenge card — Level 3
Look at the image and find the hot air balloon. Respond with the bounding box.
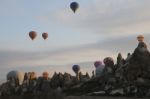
[29,31,37,40]
[103,57,114,65]
[42,32,48,40]
[94,61,104,77]
[94,61,102,68]
[137,35,144,42]
[72,65,80,74]
[30,72,37,80]
[95,65,104,77]
[7,70,24,85]
[42,71,49,80]
[70,2,79,13]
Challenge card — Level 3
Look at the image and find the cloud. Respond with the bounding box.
[46,0,150,38]
[2,34,150,69]
[1,34,150,80]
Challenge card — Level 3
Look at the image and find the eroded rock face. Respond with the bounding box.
[1,41,150,97]
[125,42,150,82]
[64,41,150,96]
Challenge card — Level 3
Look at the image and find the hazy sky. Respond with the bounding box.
[0,0,150,80]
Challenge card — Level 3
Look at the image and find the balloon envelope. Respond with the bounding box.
[72,65,80,74]
[103,57,114,65]
[7,70,24,85]
[70,2,79,13]
[42,32,48,40]
[96,65,104,76]
[29,31,37,40]
[137,35,144,42]
[42,71,49,79]
[94,61,102,68]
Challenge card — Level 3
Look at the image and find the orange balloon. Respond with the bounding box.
[42,32,48,40]
[42,71,49,79]
[29,31,37,40]
[137,35,144,42]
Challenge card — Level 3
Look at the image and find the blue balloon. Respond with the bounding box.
[72,65,80,73]
[70,2,79,13]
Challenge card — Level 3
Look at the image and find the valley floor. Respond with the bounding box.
[1,96,150,99]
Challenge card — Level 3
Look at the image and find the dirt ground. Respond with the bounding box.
[1,96,150,99]
[65,96,150,99]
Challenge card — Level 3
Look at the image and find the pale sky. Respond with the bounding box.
[0,0,150,80]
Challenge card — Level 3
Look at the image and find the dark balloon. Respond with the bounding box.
[103,57,114,65]
[72,65,80,74]
[42,32,48,40]
[94,61,102,68]
[70,2,79,13]
[29,31,37,40]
